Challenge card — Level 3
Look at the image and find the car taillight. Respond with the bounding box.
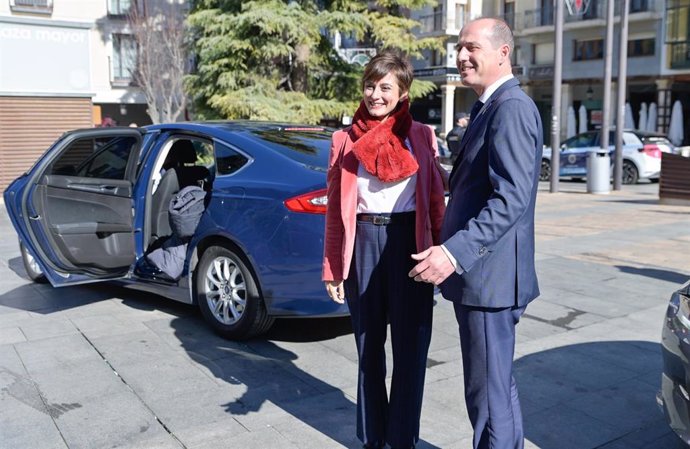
[640,144,661,158]
[284,188,328,214]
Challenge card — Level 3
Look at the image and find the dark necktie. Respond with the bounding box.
[468,100,483,125]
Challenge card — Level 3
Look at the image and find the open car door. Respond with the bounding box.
[8,128,143,286]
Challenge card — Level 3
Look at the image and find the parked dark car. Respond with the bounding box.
[541,129,675,184]
[659,280,690,444]
[3,122,348,339]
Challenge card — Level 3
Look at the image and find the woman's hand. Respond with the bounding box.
[325,280,345,304]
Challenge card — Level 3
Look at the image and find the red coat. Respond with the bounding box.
[322,122,446,282]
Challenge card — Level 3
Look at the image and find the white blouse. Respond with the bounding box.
[356,138,417,214]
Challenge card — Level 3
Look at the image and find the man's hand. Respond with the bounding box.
[325,280,345,304]
[409,246,455,285]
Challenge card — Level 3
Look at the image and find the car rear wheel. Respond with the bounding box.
[622,160,639,185]
[195,245,274,339]
[540,159,551,181]
[19,241,47,283]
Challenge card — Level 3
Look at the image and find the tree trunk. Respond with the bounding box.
[291,43,310,93]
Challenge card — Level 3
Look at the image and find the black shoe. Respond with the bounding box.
[362,443,383,449]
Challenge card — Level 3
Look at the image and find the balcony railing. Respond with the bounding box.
[515,0,655,31]
[336,47,377,66]
[9,0,53,13]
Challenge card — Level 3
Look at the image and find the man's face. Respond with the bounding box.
[456,19,509,94]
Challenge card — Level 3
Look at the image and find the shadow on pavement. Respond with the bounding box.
[518,340,684,449]
[265,316,353,342]
[616,265,690,285]
[170,316,441,449]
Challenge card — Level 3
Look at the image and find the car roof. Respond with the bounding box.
[144,121,333,134]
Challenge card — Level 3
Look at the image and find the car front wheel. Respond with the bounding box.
[19,241,47,283]
[622,160,639,185]
[540,159,551,181]
[195,245,274,339]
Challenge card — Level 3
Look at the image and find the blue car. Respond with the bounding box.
[4,122,348,339]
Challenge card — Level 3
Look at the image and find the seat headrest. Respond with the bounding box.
[169,140,197,164]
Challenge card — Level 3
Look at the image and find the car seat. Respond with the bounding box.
[150,139,210,240]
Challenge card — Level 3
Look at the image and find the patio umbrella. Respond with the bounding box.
[566,105,576,138]
[638,102,647,131]
[624,102,635,129]
[646,102,657,132]
[578,104,587,133]
[668,100,684,147]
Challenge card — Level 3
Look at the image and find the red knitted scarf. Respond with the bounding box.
[349,99,418,183]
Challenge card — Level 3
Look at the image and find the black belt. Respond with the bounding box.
[356,211,415,226]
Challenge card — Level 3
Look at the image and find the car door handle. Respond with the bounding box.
[29,215,41,220]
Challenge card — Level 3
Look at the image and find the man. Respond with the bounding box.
[409,17,542,449]
[445,112,469,162]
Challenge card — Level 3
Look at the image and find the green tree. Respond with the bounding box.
[186,0,441,123]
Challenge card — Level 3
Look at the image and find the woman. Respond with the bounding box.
[322,49,446,449]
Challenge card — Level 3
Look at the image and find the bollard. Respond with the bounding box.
[586,150,610,194]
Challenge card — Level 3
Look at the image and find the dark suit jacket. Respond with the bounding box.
[439,78,543,308]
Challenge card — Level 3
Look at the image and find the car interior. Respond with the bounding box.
[150,138,212,242]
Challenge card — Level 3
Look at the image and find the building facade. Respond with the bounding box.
[409,0,690,147]
[0,0,153,190]
[409,0,490,136]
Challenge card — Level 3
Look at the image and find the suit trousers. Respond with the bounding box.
[453,303,526,449]
[344,214,434,448]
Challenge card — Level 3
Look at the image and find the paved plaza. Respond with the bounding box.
[0,180,688,449]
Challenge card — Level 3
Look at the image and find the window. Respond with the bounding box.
[665,1,690,69]
[215,142,249,176]
[563,132,597,149]
[628,38,655,57]
[112,34,137,83]
[504,1,515,30]
[573,39,604,61]
[51,136,138,180]
[107,0,133,16]
[532,42,554,65]
[455,3,466,29]
[630,0,649,13]
[540,0,554,26]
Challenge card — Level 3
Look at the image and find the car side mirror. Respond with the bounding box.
[560,144,567,151]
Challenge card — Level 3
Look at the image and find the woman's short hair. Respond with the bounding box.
[362,48,414,94]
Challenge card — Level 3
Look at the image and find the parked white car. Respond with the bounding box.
[541,129,675,184]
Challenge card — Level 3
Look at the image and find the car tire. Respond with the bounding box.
[19,241,47,283]
[195,245,274,339]
[622,160,639,185]
[540,159,551,181]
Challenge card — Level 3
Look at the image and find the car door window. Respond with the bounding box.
[563,132,597,149]
[215,141,249,176]
[51,136,138,180]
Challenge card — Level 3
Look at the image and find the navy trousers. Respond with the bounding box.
[344,213,434,448]
[453,303,526,449]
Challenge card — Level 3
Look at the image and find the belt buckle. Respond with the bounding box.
[372,215,388,225]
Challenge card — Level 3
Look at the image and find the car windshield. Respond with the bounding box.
[250,129,332,170]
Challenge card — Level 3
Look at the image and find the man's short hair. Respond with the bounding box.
[455,112,468,122]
